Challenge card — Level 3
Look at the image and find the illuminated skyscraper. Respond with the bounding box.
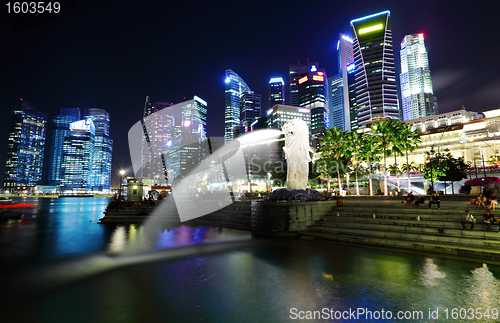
[3,100,47,191]
[141,96,173,183]
[297,67,329,135]
[47,108,80,186]
[61,119,95,192]
[350,10,399,127]
[240,91,261,135]
[400,33,438,120]
[330,34,354,131]
[289,60,318,106]
[83,108,113,191]
[224,69,251,144]
[269,77,285,108]
[266,105,311,132]
[329,73,344,129]
[141,96,208,185]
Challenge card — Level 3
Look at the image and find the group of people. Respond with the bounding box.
[461,209,500,232]
[403,191,440,208]
[474,193,497,210]
[462,191,500,232]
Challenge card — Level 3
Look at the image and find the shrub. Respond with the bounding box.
[464,177,500,187]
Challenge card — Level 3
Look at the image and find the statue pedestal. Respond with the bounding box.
[251,199,336,236]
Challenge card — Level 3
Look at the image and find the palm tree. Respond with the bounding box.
[390,122,405,193]
[359,134,382,195]
[401,162,419,173]
[399,123,422,192]
[317,127,349,194]
[370,120,399,196]
[345,130,363,195]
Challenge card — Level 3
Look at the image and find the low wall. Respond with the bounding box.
[251,200,337,236]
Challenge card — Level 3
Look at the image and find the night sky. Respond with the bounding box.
[1,0,500,187]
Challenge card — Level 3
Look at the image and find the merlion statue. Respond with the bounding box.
[282,119,313,190]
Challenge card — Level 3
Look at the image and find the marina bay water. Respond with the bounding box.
[1,197,500,322]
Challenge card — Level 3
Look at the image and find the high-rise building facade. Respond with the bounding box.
[400,33,438,120]
[297,68,329,135]
[266,104,311,132]
[329,73,344,129]
[240,91,261,135]
[47,108,80,186]
[289,60,319,107]
[83,108,113,191]
[61,119,95,192]
[269,77,285,108]
[141,96,174,183]
[3,100,47,191]
[141,96,208,185]
[224,69,251,144]
[350,10,399,127]
[332,34,355,131]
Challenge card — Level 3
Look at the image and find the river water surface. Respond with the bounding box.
[1,197,499,322]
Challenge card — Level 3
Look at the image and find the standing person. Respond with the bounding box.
[483,210,495,231]
[428,191,440,208]
[461,210,475,230]
[476,193,487,210]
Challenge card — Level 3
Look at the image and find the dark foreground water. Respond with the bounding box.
[0,197,499,323]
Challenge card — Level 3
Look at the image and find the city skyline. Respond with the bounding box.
[1,1,500,185]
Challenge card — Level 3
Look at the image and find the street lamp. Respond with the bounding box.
[119,170,125,200]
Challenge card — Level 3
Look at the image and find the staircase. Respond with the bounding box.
[299,197,500,260]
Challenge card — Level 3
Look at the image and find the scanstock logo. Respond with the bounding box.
[128,111,281,222]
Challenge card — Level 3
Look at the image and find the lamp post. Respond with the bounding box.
[119,170,125,200]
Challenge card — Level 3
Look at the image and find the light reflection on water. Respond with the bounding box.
[1,198,500,322]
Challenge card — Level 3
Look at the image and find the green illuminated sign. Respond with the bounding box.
[359,24,383,34]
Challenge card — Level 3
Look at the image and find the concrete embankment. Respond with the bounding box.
[100,195,500,261]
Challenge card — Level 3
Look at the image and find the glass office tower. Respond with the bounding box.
[3,99,47,191]
[350,10,399,127]
[60,119,95,192]
[289,60,319,107]
[83,108,113,191]
[297,67,329,135]
[47,108,80,186]
[224,69,251,144]
[335,34,354,131]
[240,91,261,135]
[141,96,208,185]
[269,77,285,108]
[400,33,437,120]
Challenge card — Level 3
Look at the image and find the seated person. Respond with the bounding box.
[488,193,498,210]
[428,192,440,208]
[461,210,475,230]
[476,193,487,210]
[483,210,495,231]
[405,192,415,207]
[414,196,426,208]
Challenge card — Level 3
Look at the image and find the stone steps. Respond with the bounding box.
[298,197,500,260]
[325,210,482,221]
[338,204,475,212]
[313,220,500,241]
[305,226,500,250]
[319,216,498,232]
[297,231,500,260]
